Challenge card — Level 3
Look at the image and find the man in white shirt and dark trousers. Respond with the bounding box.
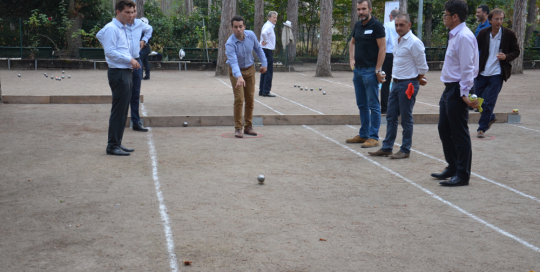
[368,14,429,159]
[380,9,399,114]
[259,11,277,97]
[96,0,141,156]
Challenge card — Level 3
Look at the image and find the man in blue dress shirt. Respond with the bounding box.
[96,0,141,156]
[127,5,153,132]
[475,5,491,37]
[225,15,268,138]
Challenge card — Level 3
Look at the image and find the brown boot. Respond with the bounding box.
[389,151,410,159]
[368,148,392,157]
[235,129,243,138]
[346,135,367,143]
[361,138,379,148]
[244,126,257,136]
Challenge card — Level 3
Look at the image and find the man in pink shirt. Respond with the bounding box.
[431,0,479,187]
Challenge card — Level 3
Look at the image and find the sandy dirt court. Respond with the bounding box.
[1,67,540,271]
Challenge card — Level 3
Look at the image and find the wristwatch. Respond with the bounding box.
[375,70,381,74]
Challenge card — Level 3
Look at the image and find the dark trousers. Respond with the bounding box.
[140,46,151,78]
[259,48,273,95]
[438,82,472,181]
[380,53,393,112]
[130,59,143,124]
[107,68,133,148]
[474,74,504,132]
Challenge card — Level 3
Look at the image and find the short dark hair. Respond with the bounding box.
[231,15,245,26]
[477,4,490,14]
[395,14,411,23]
[488,8,505,21]
[115,0,135,12]
[445,0,468,23]
[357,0,372,9]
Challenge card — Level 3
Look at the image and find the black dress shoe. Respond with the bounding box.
[133,123,149,132]
[143,76,150,80]
[259,92,262,96]
[119,145,134,152]
[106,147,130,156]
[431,167,456,180]
[262,93,276,97]
[439,176,469,187]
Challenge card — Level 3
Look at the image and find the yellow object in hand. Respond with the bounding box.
[469,94,484,113]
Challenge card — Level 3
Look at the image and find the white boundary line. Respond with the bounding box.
[510,124,540,133]
[141,103,179,272]
[214,78,284,115]
[304,125,540,253]
[345,124,540,204]
[273,93,324,115]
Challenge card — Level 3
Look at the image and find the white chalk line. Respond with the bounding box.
[305,125,540,253]
[345,124,540,204]
[204,72,213,77]
[255,84,324,115]
[214,77,284,115]
[140,103,179,272]
[510,124,540,133]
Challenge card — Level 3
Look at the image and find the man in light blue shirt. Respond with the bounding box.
[126,5,153,132]
[381,8,399,114]
[225,15,267,138]
[96,0,140,156]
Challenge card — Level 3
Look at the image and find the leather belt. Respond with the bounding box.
[240,65,254,71]
[392,78,417,83]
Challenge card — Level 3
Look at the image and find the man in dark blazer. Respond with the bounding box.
[475,8,520,138]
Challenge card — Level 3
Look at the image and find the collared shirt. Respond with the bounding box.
[480,28,502,76]
[127,18,153,59]
[384,20,398,53]
[440,22,479,97]
[96,18,132,69]
[392,30,429,79]
[475,19,491,37]
[226,30,267,79]
[260,20,276,50]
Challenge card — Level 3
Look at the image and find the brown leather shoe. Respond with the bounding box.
[361,138,379,148]
[488,118,497,130]
[389,151,410,159]
[346,135,367,143]
[244,126,257,136]
[235,129,243,138]
[477,131,485,138]
[368,148,392,157]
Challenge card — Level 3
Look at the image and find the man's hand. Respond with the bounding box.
[376,72,386,83]
[349,59,355,71]
[130,58,141,70]
[497,53,506,60]
[417,75,427,86]
[140,41,145,51]
[259,66,267,74]
[261,41,267,46]
[235,76,246,88]
[462,96,480,109]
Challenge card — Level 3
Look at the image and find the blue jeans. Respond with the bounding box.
[352,67,381,139]
[382,80,419,154]
[474,74,504,132]
[130,59,143,124]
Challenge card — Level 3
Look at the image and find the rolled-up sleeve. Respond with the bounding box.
[226,43,242,78]
[98,27,131,64]
[458,35,478,96]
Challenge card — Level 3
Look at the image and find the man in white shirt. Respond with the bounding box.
[368,14,428,159]
[381,9,399,114]
[259,11,278,97]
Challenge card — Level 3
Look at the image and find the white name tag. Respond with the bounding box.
[364,30,373,34]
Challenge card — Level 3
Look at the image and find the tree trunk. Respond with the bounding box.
[0,74,2,103]
[208,0,212,15]
[424,2,432,47]
[161,0,170,15]
[185,0,193,16]
[315,0,332,77]
[236,0,240,16]
[136,0,144,18]
[512,0,527,74]
[399,0,407,14]
[286,0,298,62]
[66,0,83,58]
[254,0,264,40]
[525,0,536,44]
[215,0,237,76]
[350,0,358,31]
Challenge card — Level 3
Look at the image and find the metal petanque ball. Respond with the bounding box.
[257,175,265,183]
[62,70,65,74]
[51,76,54,79]
[44,73,47,77]
[311,88,313,91]
[61,75,65,79]
[294,84,297,87]
[323,91,326,95]
[68,75,71,78]
[300,87,303,90]
[183,122,188,127]
[319,87,322,90]
[18,74,21,77]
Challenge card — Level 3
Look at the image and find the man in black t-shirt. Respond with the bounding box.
[346,0,386,148]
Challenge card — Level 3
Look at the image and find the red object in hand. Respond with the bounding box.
[406,83,414,99]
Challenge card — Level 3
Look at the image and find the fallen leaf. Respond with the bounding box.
[76,224,82,227]
[319,238,326,241]
[183,260,192,266]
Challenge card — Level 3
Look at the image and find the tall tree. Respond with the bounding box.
[399,0,407,14]
[185,0,194,15]
[254,0,264,40]
[350,0,358,31]
[525,0,537,44]
[66,0,84,58]
[315,0,333,77]
[512,0,527,74]
[208,0,212,15]
[136,0,144,18]
[215,0,237,76]
[424,1,433,47]
[161,0,170,15]
[286,0,299,62]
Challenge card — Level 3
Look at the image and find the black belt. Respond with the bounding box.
[109,68,132,70]
[444,82,459,86]
[135,58,140,60]
[392,78,417,83]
